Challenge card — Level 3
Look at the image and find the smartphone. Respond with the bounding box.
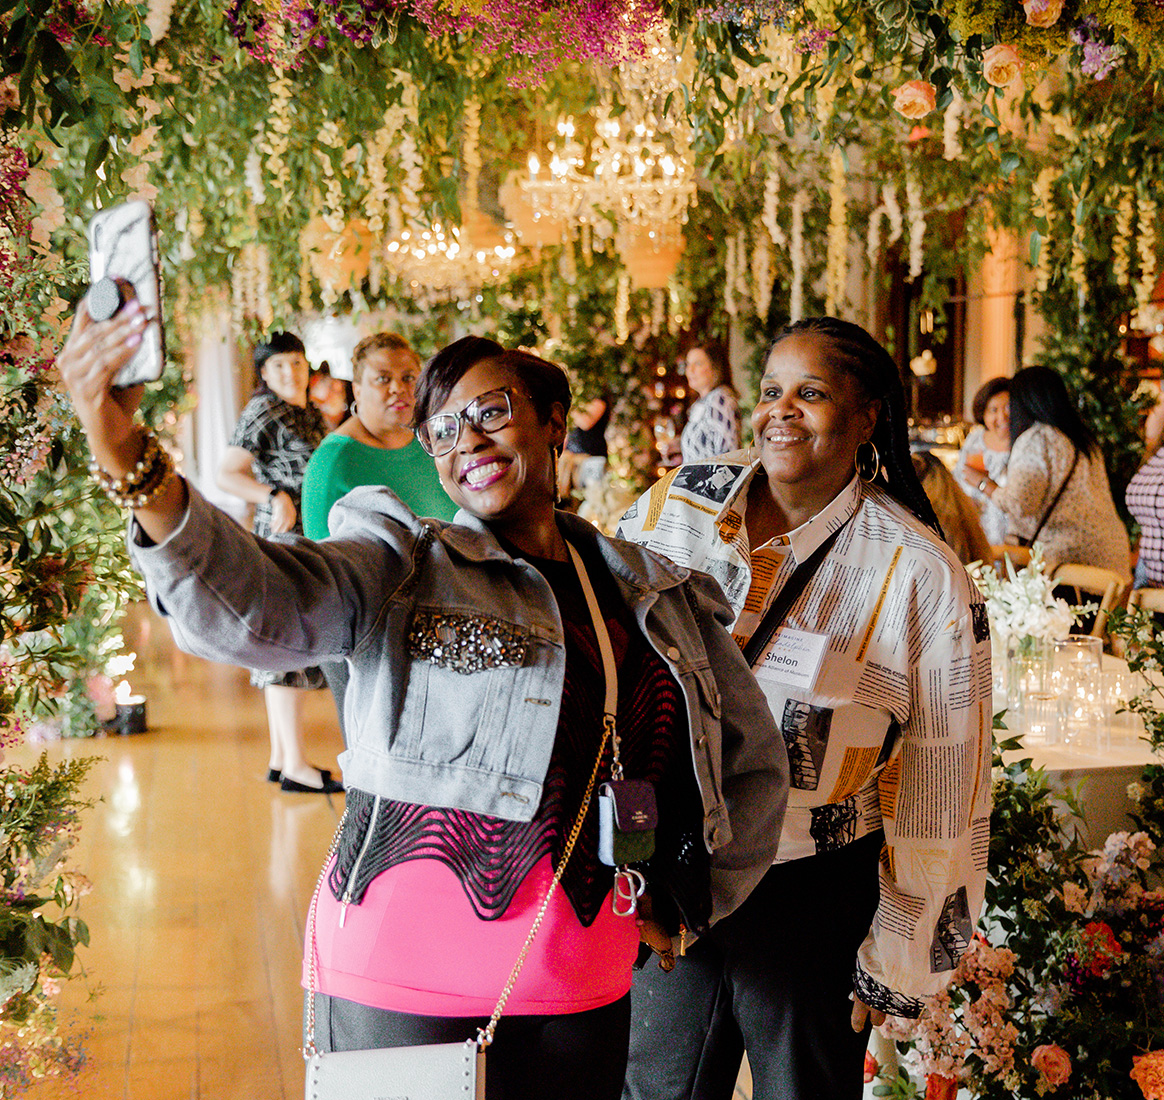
[87,200,165,387]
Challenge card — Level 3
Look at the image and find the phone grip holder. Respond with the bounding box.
[87,277,124,322]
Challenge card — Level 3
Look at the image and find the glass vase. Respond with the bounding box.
[1005,635,1055,741]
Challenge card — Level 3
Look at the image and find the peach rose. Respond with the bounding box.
[1023,0,1064,28]
[891,80,937,119]
[982,44,1022,87]
[1032,1044,1072,1090]
[1131,1050,1164,1099]
[864,1051,879,1084]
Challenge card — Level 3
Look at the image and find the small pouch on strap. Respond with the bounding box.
[598,779,657,866]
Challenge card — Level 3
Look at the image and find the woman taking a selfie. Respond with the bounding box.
[57,303,788,1100]
[618,317,993,1100]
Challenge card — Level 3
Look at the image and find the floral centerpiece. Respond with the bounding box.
[967,546,1078,708]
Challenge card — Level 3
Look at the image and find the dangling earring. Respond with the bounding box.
[855,440,880,483]
[748,437,758,465]
[552,445,562,505]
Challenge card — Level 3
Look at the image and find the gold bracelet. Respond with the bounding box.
[91,431,175,509]
[89,431,161,496]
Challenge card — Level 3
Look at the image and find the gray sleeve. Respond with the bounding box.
[128,483,413,673]
[685,569,789,923]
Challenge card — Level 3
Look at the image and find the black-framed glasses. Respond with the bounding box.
[417,387,515,457]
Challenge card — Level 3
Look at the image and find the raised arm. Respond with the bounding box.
[56,295,187,544]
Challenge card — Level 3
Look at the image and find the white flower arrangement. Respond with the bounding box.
[790,188,808,322]
[967,545,1075,647]
[825,147,848,315]
[1135,189,1157,314]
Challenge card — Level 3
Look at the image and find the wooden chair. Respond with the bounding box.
[989,544,1031,573]
[1048,562,1129,641]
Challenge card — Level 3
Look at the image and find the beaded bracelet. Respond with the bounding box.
[89,431,161,496]
[90,430,176,509]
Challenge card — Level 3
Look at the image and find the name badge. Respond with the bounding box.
[754,626,828,692]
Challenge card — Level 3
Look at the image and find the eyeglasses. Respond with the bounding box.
[417,387,516,457]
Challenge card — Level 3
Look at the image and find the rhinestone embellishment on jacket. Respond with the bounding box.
[407,610,528,673]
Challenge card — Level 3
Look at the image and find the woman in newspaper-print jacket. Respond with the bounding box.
[618,317,993,1100]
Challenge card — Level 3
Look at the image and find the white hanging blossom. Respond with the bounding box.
[825,148,848,313]
[651,288,666,336]
[616,272,631,344]
[245,149,266,206]
[1113,188,1135,289]
[882,183,903,245]
[762,166,786,248]
[790,189,808,323]
[397,74,423,227]
[735,228,749,301]
[942,88,963,161]
[559,234,577,286]
[905,172,925,281]
[752,220,772,320]
[1032,168,1058,295]
[315,120,345,235]
[668,278,685,336]
[364,102,406,235]
[261,67,294,203]
[1136,189,1158,314]
[866,204,886,269]
[725,233,738,318]
[146,0,175,43]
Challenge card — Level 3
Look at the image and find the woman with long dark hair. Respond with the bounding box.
[618,317,993,1100]
[977,365,1130,577]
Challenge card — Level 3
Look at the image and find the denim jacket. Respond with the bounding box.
[130,484,789,921]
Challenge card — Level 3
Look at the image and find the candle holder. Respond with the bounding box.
[115,695,148,735]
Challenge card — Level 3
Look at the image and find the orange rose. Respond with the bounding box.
[1032,1044,1072,1089]
[1131,1051,1164,1100]
[1023,0,1064,28]
[891,80,937,119]
[981,44,1022,87]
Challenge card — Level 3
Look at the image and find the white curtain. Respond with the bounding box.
[188,308,247,523]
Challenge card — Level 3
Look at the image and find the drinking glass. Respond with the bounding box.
[1054,635,1105,751]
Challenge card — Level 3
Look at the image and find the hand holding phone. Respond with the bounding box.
[87,200,165,388]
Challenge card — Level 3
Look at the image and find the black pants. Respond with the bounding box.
[308,992,631,1100]
[623,831,883,1100]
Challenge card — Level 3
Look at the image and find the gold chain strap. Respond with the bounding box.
[303,807,350,1059]
[476,718,610,1049]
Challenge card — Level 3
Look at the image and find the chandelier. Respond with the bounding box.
[521,107,696,232]
[384,218,518,297]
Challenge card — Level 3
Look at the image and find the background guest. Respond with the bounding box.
[309,361,353,431]
[680,341,740,463]
[557,394,610,504]
[978,365,1130,579]
[216,332,342,794]
[302,332,457,739]
[913,450,992,566]
[618,317,992,1100]
[1125,395,1164,587]
[955,377,1011,544]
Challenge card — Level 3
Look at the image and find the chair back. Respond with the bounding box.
[1127,587,1164,616]
[989,544,1031,573]
[1048,563,1128,639]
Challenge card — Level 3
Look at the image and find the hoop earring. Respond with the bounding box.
[349,400,358,418]
[855,440,880,483]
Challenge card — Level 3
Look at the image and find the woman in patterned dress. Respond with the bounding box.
[618,317,993,1100]
[954,377,1010,545]
[217,331,343,793]
[680,342,740,463]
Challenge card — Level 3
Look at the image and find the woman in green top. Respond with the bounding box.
[301,333,457,539]
[301,333,457,739]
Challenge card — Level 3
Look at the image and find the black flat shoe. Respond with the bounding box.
[280,773,344,794]
[269,766,333,784]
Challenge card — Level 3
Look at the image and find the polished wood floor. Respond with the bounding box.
[19,604,754,1099]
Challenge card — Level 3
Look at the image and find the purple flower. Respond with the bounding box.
[1081,40,1121,79]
